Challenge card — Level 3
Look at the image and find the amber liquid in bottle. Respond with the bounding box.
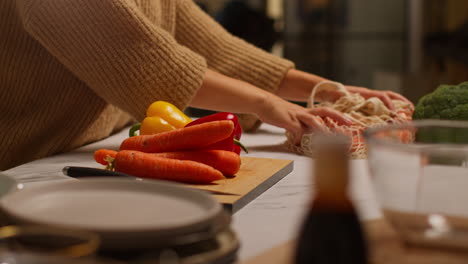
[295,136,368,264]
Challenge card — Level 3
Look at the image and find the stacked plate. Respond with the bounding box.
[0,173,19,226]
[0,177,239,263]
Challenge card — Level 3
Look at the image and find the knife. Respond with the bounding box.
[62,166,238,196]
[63,166,133,178]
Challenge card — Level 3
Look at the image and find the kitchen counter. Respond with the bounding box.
[2,123,382,261]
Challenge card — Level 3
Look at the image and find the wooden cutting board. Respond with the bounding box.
[187,156,294,213]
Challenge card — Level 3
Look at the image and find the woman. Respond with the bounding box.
[0,0,409,170]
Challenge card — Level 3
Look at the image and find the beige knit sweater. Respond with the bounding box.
[0,0,294,170]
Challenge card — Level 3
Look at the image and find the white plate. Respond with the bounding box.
[0,177,223,250]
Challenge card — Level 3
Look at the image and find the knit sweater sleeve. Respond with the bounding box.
[174,0,295,130]
[16,0,207,121]
[175,0,294,94]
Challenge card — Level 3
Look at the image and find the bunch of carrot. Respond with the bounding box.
[94,120,241,184]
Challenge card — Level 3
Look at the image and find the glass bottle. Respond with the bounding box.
[294,135,368,264]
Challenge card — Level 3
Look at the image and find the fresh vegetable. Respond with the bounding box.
[120,120,234,153]
[413,82,468,144]
[94,149,118,166]
[413,82,468,120]
[152,150,240,176]
[129,101,192,137]
[94,149,240,176]
[114,150,224,184]
[185,112,247,154]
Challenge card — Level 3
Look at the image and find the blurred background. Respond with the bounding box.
[194,0,468,104]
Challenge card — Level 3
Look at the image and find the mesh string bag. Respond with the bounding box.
[285,81,414,159]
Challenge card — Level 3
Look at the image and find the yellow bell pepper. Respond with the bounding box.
[145,101,192,129]
[129,101,192,137]
[140,116,177,135]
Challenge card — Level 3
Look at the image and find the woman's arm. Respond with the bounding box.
[190,69,353,144]
[175,0,293,98]
[278,69,413,110]
[175,0,412,125]
[276,69,328,101]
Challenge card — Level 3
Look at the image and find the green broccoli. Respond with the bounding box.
[413,81,468,120]
[413,82,468,145]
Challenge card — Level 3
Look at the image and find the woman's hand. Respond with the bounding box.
[255,94,353,144]
[345,86,413,111]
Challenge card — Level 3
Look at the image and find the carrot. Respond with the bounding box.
[119,120,234,153]
[153,150,240,176]
[114,150,224,184]
[94,149,118,165]
[94,149,240,176]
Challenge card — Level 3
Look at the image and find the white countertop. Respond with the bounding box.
[2,123,382,261]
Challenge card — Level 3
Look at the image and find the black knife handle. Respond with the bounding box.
[63,166,134,178]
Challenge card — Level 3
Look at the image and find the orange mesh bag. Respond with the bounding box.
[285,81,414,159]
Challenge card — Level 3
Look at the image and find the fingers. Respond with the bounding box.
[289,107,352,144]
[297,112,327,130]
[288,107,356,145]
[386,91,413,104]
[286,126,303,145]
[287,112,327,145]
[308,107,353,125]
[379,94,395,111]
[358,89,395,110]
[346,86,412,109]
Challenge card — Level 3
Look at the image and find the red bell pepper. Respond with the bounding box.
[185,112,247,154]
